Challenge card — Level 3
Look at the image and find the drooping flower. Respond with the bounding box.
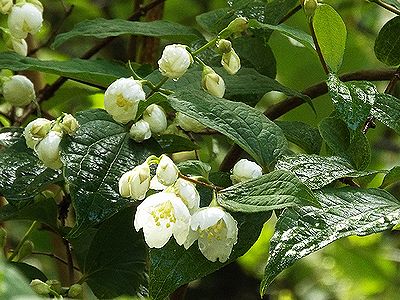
[202,66,225,98]
[2,75,35,107]
[10,37,27,56]
[174,178,200,212]
[221,49,241,75]
[156,154,179,186]
[158,44,193,79]
[23,118,52,149]
[35,131,63,170]
[230,158,262,184]
[8,3,43,39]
[175,112,206,133]
[134,191,191,248]
[142,104,167,134]
[129,119,152,142]
[184,207,238,263]
[104,77,145,124]
[119,163,151,200]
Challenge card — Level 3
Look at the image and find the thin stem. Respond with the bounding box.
[372,0,400,15]
[278,4,302,24]
[192,37,217,56]
[179,173,223,191]
[8,221,38,261]
[33,100,41,117]
[31,251,80,271]
[309,21,329,74]
[63,238,75,284]
[148,77,169,97]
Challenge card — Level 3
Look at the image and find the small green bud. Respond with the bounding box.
[216,39,232,54]
[17,240,34,261]
[30,279,51,295]
[68,283,83,298]
[0,227,7,249]
[226,17,248,35]
[46,279,62,294]
[303,0,318,19]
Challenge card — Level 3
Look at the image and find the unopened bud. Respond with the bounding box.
[158,44,193,79]
[46,280,62,294]
[129,119,152,142]
[60,113,79,135]
[0,0,12,14]
[10,37,28,56]
[8,3,43,39]
[216,39,232,54]
[221,49,241,75]
[17,240,34,261]
[2,75,35,107]
[202,66,225,98]
[35,131,63,170]
[156,154,179,186]
[143,104,168,134]
[68,283,83,298]
[230,159,262,184]
[30,279,51,295]
[119,163,151,200]
[227,17,248,35]
[304,0,318,18]
[174,178,200,211]
[175,112,206,133]
[23,118,52,149]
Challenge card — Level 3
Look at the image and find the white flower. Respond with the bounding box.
[35,131,63,170]
[2,75,35,107]
[158,44,193,79]
[129,119,152,142]
[230,158,262,184]
[202,66,225,98]
[142,104,167,134]
[221,49,241,75]
[0,0,13,14]
[174,178,200,212]
[119,163,151,200]
[11,37,27,56]
[8,3,43,39]
[149,176,167,191]
[23,118,52,149]
[184,207,238,263]
[134,191,191,248]
[104,77,145,124]
[60,114,79,135]
[175,112,206,133]
[156,154,179,186]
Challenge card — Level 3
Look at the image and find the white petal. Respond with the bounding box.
[191,207,224,230]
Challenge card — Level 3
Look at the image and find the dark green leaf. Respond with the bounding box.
[313,4,347,72]
[196,8,235,34]
[381,166,400,188]
[167,89,288,168]
[155,134,199,154]
[177,160,212,178]
[371,93,400,134]
[10,262,47,282]
[53,19,201,48]
[275,154,376,189]
[0,127,23,149]
[60,109,160,236]
[261,187,400,294]
[374,16,400,66]
[136,93,167,121]
[275,120,322,154]
[80,207,148,299]
[217,170,318,212]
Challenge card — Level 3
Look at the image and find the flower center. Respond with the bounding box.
[150,201,176,228]
[115,94,132,108]
[199,219,226,241]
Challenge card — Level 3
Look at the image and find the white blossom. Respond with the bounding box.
[175,112,206,133]
[158,44,192,79]
[2,75,35,107]
[221,49,241,75]
[156,154,179,186]
[184,207,238,263]
[202,66,225,98]
[142,104,167,134]
[230,158,262,184]
[8,3,43,39]
[35,131,63,170]
[129,119,152,142]
[11,37,27,56]
[104,78,145,124]
[23,118,52,149]
[119,163,151,200]
[134,191,191,248]
[174,178,200,211]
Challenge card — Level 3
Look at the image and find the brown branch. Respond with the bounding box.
[31,251,80,271]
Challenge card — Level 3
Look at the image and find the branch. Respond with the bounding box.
[279,5,302,24]
[371,0,400,15]
[31,251,80,272]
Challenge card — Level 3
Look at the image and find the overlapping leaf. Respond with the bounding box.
[374,16,400,66]
[371,93,400,135]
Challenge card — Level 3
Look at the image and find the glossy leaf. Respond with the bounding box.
[217,170,319,212]
[275,154,376,189]
[196,8,235,34]
[371,93,400,134]
[10,262,47,282]
[0,127,23,149]
[53,19,201,48]
[261,187,400,294]
[313,4,347,72]
[177,160,212,178]
[61,109,160,236]
[155,134,199,153]
[167,89,288,168]
[381,166,400,188]
[374,16,400,66]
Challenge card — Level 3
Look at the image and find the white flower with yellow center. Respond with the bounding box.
[119,162,151,200]
[230,158,262,184]
[158,44,193,79]
[8,3,43,39]
[184,207,238,263]
[23,117,52,149]
[156,154,179,186]
[104,78,145,124]
[134,191,191,248]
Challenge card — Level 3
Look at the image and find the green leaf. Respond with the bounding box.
[167,89,288,168]
[371,94,400,134]
[79,207,148,299]
[149,211,271,300]
[196,8,235,34]
[0,52,131,88]
[261,187,400,293]
[155,134,199,154]
[0,127,23,149]
[313,4,347,72]
[383,0,400,10]
[217,170,318,212]
[60,109,160,236]
[374,16,400,66]
[381,166,400,188]
[327,74,377,130]
[275,154,376,189]
[177,160,212,178]
[53,19,201,49]
[275,120,322,154]
[9,262,47,282]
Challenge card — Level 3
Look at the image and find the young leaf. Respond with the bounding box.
[374,16,400,66]
[313,4,347,72]
[61,109,160,236]
[167,89,288,168]
[371,94,400,135]
[261,187,400,294]
[217,170,318,212]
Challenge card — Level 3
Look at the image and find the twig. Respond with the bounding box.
[371,0,400,15]
[179,173,223,191]
[63,238,75,284]
[8,221,38,261]
[31,251,81,271]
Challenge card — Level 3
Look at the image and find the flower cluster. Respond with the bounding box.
[23,114,79,170]
[119,154,239,263]
[0,0,44,56]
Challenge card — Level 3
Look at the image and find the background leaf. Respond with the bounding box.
[381,166,400,188]
[371,94,400,134]
[374,16,400,66]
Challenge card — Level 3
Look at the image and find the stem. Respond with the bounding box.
[192,37,217,56]
[33,100,41,117]
[148,77,169,97]
[8,221,38,261]
[372,0,400,15]
[63,238,75,284]
[31,251,80,271]
[279,4,302,24]
[309,21,329,74]
[179,173,223,191]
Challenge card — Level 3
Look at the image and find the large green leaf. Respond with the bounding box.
[53,19,200,48]
[275,154,376,189]
[167,89,288,168]
[313,4,347,72]
[78,207,148,299]
[217,170,318,212]
[0,52,131,88]
[326,74,377,131]
[261,187,400,294]
[371,94,400,135]
[149,211,271,300]
[374,16,400,66]
[0,127,23,148]
[60,109,160,236]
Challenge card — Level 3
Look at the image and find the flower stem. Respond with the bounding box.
[148,77,169,97]
[308,21,329,75]
[192,37,217,56]
[179,173,223,191]
[8,221,38,261]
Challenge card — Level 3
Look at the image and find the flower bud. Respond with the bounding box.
[119,163,151,200]
[175,112,206,133]
[8,3,43,39]
[0,227,7,250]
[27,0,44,13]
[60,113,79,135]
[226,17,248,35]
[46,280,62,294]
[23,118,52,149]
[35,131,63,170]
[68,283,83,298]
[158,44,193,79]
[104,77,145,124]
[202,66,225,98]
[156,154,179,186]
[221,49,241,75]
[216,39,232,54]
[303,0,318,18]
[10,37,28,56]
[0,0,13,15]
[142,104,167,134]
[2,75,35,107]
[230,159,262,184]
[30,279,51,295]
[129,119,151,142]
[17,240,34,261]
[174,178,200,211]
